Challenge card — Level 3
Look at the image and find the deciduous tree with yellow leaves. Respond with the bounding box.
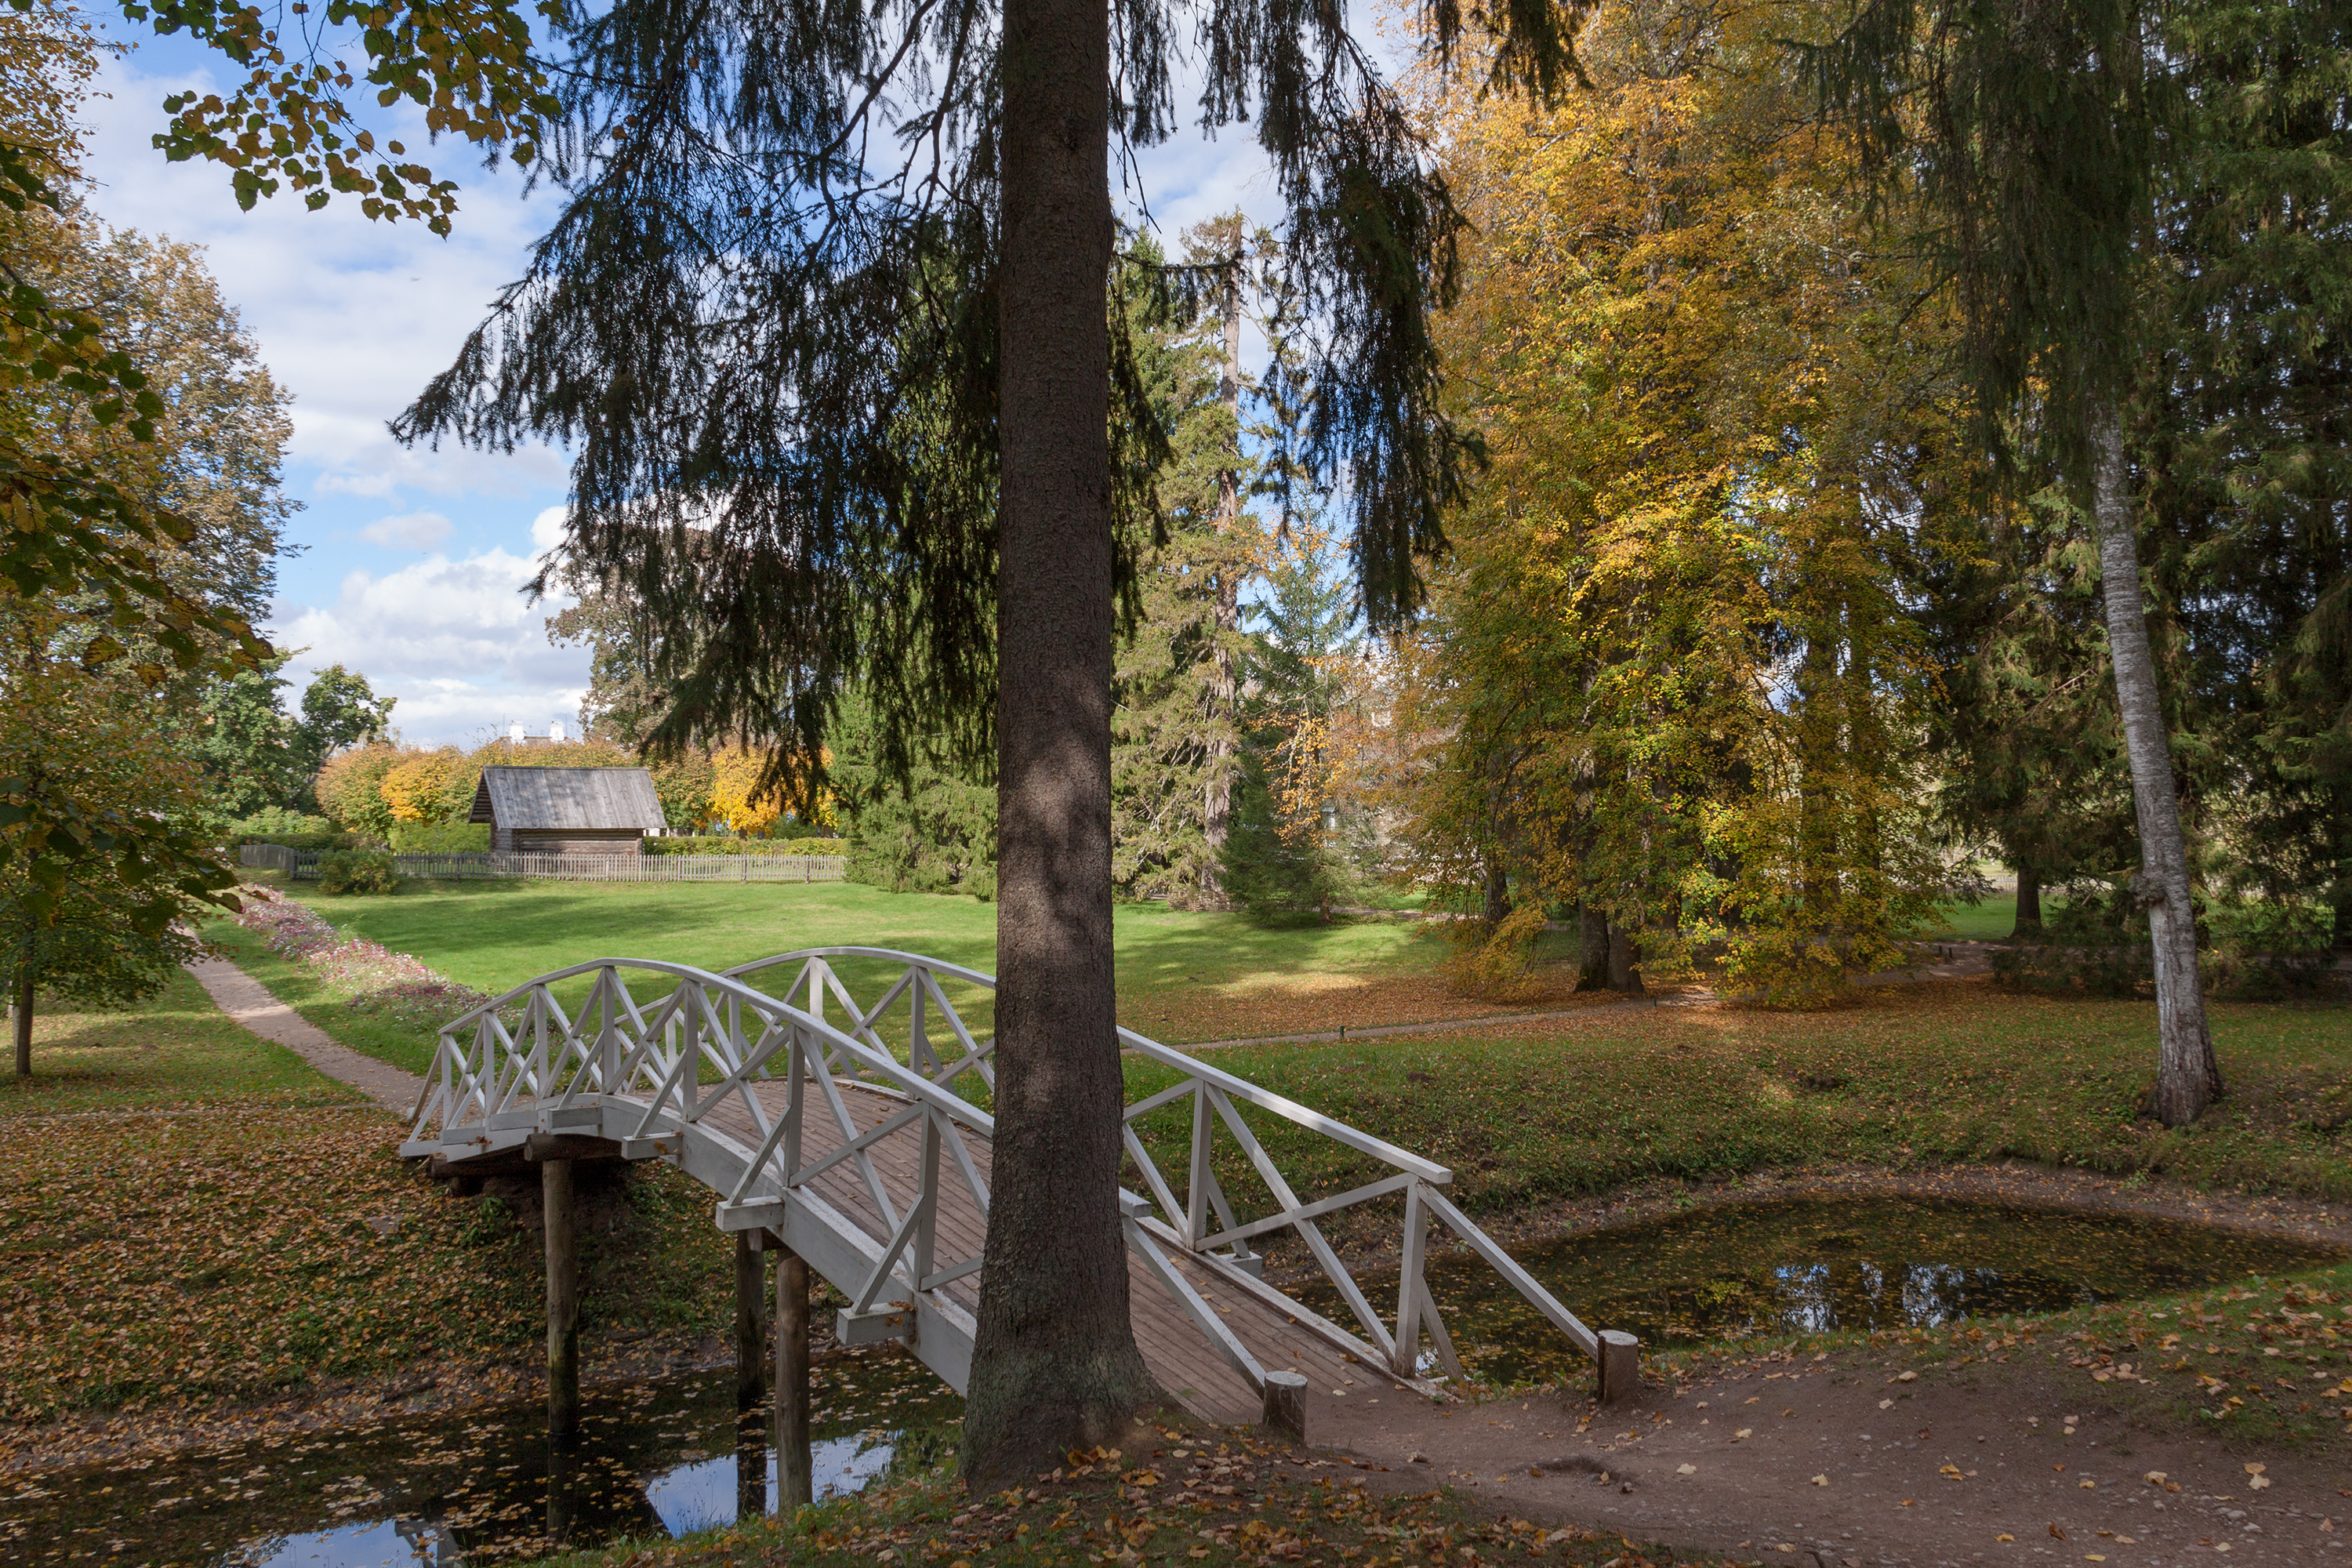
[1397,0,1958,1001]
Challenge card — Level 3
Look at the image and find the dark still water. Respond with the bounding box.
[1353,1196,2340,1387]
[0,1348,960,1567]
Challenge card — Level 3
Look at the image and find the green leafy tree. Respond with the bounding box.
[0,3,272,683]
[194,655,304,817]
[295,664,395,773]
[0,599,233,1076]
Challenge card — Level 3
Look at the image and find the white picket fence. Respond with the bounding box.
[238,844,847,884]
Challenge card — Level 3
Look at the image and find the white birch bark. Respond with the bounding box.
[2089,409,2223,1125]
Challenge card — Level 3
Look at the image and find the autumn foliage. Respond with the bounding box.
[1392,1,1957,1000]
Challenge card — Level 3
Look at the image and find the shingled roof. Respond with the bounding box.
[469,766,667,831]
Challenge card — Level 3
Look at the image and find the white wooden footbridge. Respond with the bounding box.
[399,948,1633,1426]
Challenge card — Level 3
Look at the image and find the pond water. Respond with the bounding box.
[0,1348,960,1568]
[1358,1196,2343,1388]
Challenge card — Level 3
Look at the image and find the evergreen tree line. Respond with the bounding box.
[551,218,1396,924]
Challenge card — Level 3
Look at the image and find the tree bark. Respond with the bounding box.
[2089,408,2222,1125]
[1482,862,1511,927]
[964,0,1154,1489]
[13,962,30,1079]
[2012,863,2043,937]
[1607,921,1644,996]
[2332,819,2352,953]
[1576,905,1610,992]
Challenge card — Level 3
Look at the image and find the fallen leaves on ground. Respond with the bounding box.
[529,1424,1740,1568]
[0,1112,744,1444]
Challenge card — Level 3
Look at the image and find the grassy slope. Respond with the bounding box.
[1125,982,2352,1221]
[205,880,1571,1072]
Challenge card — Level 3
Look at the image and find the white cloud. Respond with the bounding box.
[82,51,568,502]
[270,549,586,746]
[531,505,569,552]
[359,511,456,550]
[315,471,404,499]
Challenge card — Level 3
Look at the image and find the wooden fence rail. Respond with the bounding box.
[236,844,847,884]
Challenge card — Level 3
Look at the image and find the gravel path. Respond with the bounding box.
[184,956,426,1118]
[1316,1348,2348,1566]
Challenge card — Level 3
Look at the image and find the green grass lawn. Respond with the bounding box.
[204,880,1571,1076]
[0,971,365,1116]
[1124,982,2352,1225]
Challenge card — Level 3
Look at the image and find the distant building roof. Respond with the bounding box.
[469,766,666,832]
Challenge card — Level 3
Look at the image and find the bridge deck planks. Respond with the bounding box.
[689,1076,1404,1426]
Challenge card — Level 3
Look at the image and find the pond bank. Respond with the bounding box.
[12,1160,2341,1479]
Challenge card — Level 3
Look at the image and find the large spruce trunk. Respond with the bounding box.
[2089,411,2223,1126]
[961,0,1156,1487]
[2011,864,2042,936]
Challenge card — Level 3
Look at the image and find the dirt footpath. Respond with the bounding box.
[1314,1352,2351,1566]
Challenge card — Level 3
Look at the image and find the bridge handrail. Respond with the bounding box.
[409,956,996,1143]
[408,944,1599,1391]
[712,948,1584,1377]
[724,946,1001,991]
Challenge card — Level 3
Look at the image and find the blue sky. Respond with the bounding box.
[81,22,1296,746]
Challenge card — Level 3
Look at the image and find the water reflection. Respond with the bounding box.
[1327,1196,2339,1387]
[0,1350,960,1568]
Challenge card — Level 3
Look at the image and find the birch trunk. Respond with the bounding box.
[2089,410,2223,1125]
[964,0,1155,1485]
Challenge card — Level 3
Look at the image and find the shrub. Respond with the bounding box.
[2203,898,2339,1000]
[1990,883,2343,1000]
[240,830,359,851]
[314,742,407,839]
[644,835,848,856]
[317,849,399,895]
[230,807,336,840]
[389,821,492,852]
[1439,904,1551,1000]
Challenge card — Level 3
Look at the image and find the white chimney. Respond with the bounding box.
[510,721,525,744]
[549,719,565,743]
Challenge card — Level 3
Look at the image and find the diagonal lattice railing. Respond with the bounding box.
[404,947,1600,1396]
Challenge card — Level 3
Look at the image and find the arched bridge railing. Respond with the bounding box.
[402,947,1601,1396]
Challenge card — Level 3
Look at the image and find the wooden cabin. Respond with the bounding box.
[469,766,666,855]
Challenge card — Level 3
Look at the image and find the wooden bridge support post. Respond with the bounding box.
[735,1231,768,1414]
[775,1243,814,1508]
[1261,1370,1308,1443]
[1597,1330,1641,1403]
[543,1157,580,1436]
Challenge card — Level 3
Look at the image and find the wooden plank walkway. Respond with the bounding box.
[698,1078,1405,1425]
